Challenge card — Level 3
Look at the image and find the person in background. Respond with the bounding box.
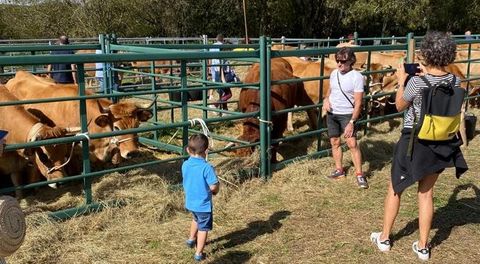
[182,134,219,262]
[208,34,232,112]
[95,49,105,92]
[322,47,368,189]
[47,35,77,84]
[370,31,468,261]
[347,33,355,44]
[95,49,121,97]
[465,30,474,40]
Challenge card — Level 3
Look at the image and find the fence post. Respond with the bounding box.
[364,50,372,136]
[465,43,472,111]
[181,60,189,157]
[318,56,325,150]
[354,32,359,45]
[77,63,93,204]
[98,34,108,95]
[406,32,415,63]
[104,34,113,97]
[202,34,209,120]
[259,36,271,179]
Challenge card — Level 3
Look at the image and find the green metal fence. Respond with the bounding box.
[0,33,479,219]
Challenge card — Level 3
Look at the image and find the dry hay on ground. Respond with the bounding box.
[7,111,480,263]
[6,97,480,263]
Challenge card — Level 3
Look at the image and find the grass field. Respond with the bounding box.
[5,92,480,263]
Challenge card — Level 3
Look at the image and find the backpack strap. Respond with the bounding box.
[407,76,432,158]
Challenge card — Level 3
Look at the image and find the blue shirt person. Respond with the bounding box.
[181,134,219,261]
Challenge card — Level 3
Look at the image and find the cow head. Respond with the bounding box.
[20,125,76,188]
[97,99,154,161]
[231,101,261,157]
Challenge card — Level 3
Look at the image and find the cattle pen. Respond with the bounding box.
[0,33,479,220]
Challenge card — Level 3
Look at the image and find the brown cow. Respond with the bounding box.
[280,56,334,130]
[455,50,480,87]
[369,63,467,115]
[0,86,76,194]
[370,51,406,69]
[235,58,317,161]
[5,71,153,166]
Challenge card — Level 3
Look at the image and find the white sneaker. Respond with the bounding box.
[412,241,430,261]
[370,232,391,252]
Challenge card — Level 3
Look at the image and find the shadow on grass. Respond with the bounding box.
[210,210,291,254]
[357,139,395,178]
[392,184,480,248]
[277,138,315,162]
[364,118,402,134]
[209,251,252,264]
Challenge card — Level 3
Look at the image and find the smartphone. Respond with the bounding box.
[404,63,420,75]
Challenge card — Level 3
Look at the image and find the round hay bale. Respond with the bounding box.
[0,196,26,257]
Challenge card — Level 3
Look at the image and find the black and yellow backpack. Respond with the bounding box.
[417,75,465,141]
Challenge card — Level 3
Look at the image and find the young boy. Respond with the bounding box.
[182,134,219,261]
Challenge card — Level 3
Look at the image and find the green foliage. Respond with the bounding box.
[0,0,479,39]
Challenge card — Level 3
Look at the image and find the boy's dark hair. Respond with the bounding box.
[187,134,209,154]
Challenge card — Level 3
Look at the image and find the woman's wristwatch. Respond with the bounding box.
[349,119,356,124]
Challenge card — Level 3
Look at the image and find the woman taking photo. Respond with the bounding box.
[370,31,468,261]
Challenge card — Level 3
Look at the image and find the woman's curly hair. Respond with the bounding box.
[420,31,456,67]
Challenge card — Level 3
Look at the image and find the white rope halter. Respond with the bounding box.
[188,118,212,148]
[45,132,90,175]
[0,196,26,258]
[110,135,135,147]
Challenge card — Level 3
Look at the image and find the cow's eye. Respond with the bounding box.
[113,126,121,131]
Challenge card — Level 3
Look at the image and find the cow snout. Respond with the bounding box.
[124,149,140,159]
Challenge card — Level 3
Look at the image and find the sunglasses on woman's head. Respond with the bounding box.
[336,59,348,64]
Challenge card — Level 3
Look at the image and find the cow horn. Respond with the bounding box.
[65,127,82,134]
[225,142,236,149]
[97,100,111,114]
[135,95,158,109]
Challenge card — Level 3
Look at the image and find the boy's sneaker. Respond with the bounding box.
[327,169,345,180]
[185,239,196,248]
[412,241,430,261]
[370,232,391,252]
[356,174,369,189]
[194,253,204,262]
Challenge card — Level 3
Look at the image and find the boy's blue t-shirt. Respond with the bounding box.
[182,156,218,212]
